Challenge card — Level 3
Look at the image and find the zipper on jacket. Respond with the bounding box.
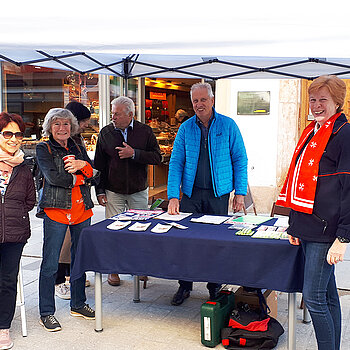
[1,193,4,243]
[0,169,14,243]
[313,213,328,234]
[207,127,218,197]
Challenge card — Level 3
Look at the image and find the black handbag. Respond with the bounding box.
[221,290,284,350]
[221,316,284,349]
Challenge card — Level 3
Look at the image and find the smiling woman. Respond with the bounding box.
[276,75,350,350]
[50,119,72,147]
[0,122,24,155]
[0,112,36,350]
[308,76,346,127]
[35,107,97,331]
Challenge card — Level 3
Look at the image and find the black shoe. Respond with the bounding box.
[171,287,190,306]
[70,303,95,320]
[209,286,222,300]
[39,315,62,332]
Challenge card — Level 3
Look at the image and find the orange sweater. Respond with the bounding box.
[44,163,93,225]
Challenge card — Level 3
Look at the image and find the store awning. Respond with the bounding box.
[1,1,350,80]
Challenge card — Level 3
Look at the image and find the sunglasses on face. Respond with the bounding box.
[0,131,24,140]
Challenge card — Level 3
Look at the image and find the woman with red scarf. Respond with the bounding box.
[276,75,350,350]
[0,113,36,349]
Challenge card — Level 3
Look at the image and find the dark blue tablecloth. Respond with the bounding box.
[71,216,304,293]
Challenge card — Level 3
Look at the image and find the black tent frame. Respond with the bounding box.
[2,50,350,81]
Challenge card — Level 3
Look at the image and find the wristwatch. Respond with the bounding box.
[337,236,350,243]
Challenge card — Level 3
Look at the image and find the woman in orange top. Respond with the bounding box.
[36,108,97,332]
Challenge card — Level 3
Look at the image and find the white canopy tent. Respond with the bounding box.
[2,49,350,80]
[1,0,350,80]
[2,5,350,349]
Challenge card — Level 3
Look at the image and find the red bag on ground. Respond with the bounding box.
[221,294,284,349]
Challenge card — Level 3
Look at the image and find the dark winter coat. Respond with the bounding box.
[94,121,161,195]
[0,163,36,243]
[288,114,350,242]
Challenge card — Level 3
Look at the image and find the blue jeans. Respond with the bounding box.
[301,240,341,350]
[39,216,91,316]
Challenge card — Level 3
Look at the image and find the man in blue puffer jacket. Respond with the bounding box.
[167,82,248,305]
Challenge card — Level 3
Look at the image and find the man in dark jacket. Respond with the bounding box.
[94,96,162,286]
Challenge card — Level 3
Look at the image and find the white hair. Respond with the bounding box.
[111,96,135,116]
[190,82,214,100]
[42,108,79,137]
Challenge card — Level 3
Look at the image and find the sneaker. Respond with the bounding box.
[0,329,13,350]
[55,282,71,300]
[70,304,95,320]
[39,315,62,332]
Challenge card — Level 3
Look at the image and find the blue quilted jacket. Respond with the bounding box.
[167,109,248,199]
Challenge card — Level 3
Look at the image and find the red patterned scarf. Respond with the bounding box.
[276,113,340,214]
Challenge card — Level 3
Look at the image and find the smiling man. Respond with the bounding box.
[167,82,248,306]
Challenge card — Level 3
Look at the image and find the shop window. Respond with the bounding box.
[110,76,122,101]
[1,62,99,155]
[110,76,138,119]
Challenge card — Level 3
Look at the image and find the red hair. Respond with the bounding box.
[0,112,25,132]
[309,75,346,113]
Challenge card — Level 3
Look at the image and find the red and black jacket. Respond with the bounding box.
[288,113,350,242]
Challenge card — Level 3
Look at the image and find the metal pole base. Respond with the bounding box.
[288,293,296,350]
[95,272,103,332]
[133,275,140,303]
[302,305,312,324]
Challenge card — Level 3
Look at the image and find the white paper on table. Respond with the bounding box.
[128,222,152,231]
[168,222,188,229]
[190,215,230,225]
[151,223,172,233]
[273,217,289,227]
[107,220,131,230]
[155,212,192,222]
[252,230,282,239]
[280,232,290,240]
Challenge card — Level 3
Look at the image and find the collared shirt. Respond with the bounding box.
[195,113,214,141]
[314,122,321,134]
[115,118,134,142]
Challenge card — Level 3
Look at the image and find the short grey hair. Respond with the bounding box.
[190,82,214,100]
[111,96,135,117]
[42,108,79,137]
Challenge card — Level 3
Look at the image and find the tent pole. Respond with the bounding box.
[98,74,110,129]
[123,78,128,97]
[137,78,145,123]
[123,58,130,97]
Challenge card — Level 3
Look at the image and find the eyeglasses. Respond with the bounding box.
[0,131,24,140]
